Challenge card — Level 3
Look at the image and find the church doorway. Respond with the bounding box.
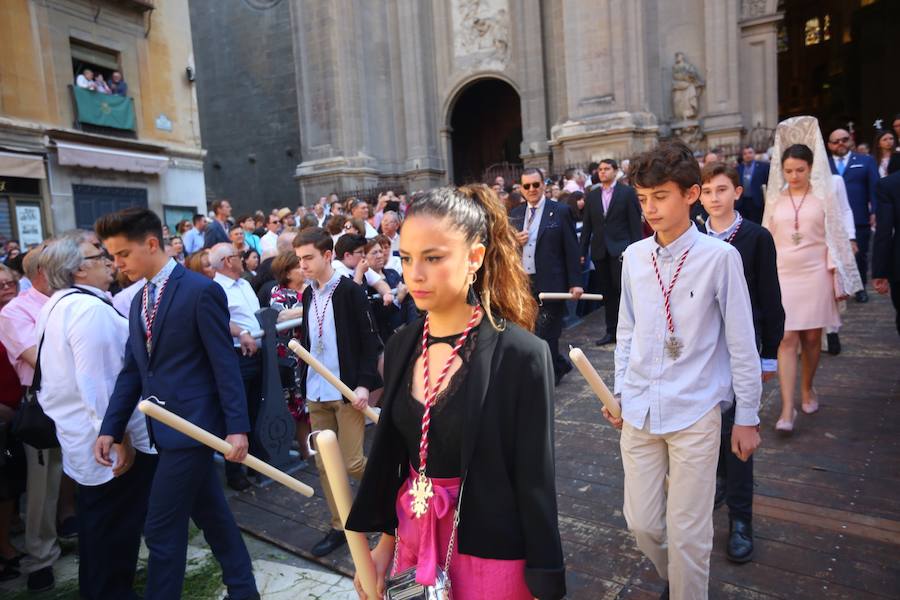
[777,0,899,144]
[449,78,523,185]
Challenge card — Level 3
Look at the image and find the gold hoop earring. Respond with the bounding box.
[466,272,480,306]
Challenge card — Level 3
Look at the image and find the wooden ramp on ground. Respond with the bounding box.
[230,292,900,599]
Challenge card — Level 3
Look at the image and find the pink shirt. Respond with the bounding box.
[0,287,49,386]
[601,182,616,214]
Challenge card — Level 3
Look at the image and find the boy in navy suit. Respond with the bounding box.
[94,208,258,600]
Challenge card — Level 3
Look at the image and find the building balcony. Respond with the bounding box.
[70,85,137,139]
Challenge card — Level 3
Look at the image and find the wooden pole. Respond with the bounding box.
[568,347,622,418]
[138,400,314,497]
[288,339,380,424]
[314,430,378,598]
[539,292,604,302]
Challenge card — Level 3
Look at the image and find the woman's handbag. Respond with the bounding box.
[384,480,464,600]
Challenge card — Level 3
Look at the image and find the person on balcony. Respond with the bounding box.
[75,69,96,91]
[94,74,112,95]
[110,71,128,97]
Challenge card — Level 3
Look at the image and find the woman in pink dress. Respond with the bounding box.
[768,144,844,432]
[346,185,565,599]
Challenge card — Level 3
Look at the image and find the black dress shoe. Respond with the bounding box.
[595,333,616,346]
[855,290,869,303]
[714,476,726,510]
[27,566,54,592]
[227,473,253,492]
[726,518,754,563]
[311,528,346,557]
[659,583,670,599]
[826,332,841,356]
[554,361,573,386]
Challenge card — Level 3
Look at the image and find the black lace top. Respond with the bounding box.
[390,329,479,478]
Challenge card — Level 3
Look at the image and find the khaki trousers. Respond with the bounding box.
[20,445,62,574]
[309,400,367,530]
[621,406,721,600]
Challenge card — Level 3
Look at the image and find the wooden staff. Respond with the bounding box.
[314,429,377,599]
[288,339,381,424]
[568,347,621,418]
[539,292,604,302]
[138,400,314,497]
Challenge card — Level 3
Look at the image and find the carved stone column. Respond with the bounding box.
[739,0,783,143]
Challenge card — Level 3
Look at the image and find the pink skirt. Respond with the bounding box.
[393,468,532,600]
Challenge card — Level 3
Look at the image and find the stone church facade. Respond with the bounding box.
[192,0,784,206]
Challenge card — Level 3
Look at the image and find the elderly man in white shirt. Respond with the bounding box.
[35,232,156,600]
[210,242,263,491]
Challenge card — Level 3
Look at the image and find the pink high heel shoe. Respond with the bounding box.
[775,409,798,434]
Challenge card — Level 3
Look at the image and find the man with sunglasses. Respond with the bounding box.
[259,214,281,257]
[828,127,879,302]
[511,168,583,385]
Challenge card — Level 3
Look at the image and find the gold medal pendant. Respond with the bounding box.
[409,470,434,519]
[665,336,684,360]
[791,231,803,245]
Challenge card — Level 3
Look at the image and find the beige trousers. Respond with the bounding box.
[620,406,722,600]
[20,445,62,574]
[309,400,367,530]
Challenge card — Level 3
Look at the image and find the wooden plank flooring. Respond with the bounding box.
[229,291,900,599]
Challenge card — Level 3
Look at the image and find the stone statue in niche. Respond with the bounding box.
[671,52,705,121]
[453,0,510,71]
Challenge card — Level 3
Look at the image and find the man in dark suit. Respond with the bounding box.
[873,170,900,335]
[94,208,258,600]
[511,168,583,385]
[203,199,232,249]
[828,128,879,302]
[580,158,643,345]
[736,146,770,224]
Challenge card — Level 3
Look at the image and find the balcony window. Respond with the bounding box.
[71,86,136,132]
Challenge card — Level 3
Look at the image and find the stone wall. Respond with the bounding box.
[189,0,301,213]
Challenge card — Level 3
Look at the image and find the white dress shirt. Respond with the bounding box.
[259,230,278,256]
[214,272,261,346]
[332,260,384,286]
[305,271,343,402]
[112,278,146,318]
[521,199,546,275]
[615,224,762,434]
[36,285,153,487]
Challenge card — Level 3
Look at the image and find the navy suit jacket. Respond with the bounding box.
[100,263,250,450]
[736,161,770,224]
[828,152,879,225]
[874,171,900,281]
[203,219,230,249]
[510,200,582,293]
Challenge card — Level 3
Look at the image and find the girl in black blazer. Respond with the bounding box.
[346,185,566,599]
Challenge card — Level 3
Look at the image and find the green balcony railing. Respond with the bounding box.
[71,86,136,132]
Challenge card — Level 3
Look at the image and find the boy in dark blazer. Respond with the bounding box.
[580,159,643,345]
[873,170,900,335]
[94,208,258,600]
[510,168,583,385]
[293,227,382,557]
[699,162,785,564]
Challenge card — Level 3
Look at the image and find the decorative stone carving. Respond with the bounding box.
[452,0,510,71]
[741,0,769,19]
[671,52,705,121]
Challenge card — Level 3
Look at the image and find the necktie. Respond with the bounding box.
[837,157,847,176]
[526,206,537,229]
[147,281,157,310]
